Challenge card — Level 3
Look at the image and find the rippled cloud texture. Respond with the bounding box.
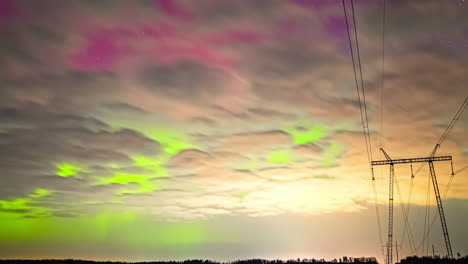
[0,0,467,261]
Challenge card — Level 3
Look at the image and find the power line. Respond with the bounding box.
[373,180,385,258]
[379,0,386,150]
[342,1,384,261]
[454,165,468,175]
[414,97,468,175]
[399,165,415,255]
[406,97,467,256]
[420,171,432,255]
[435,97,468,147]
[370,1,465,256]
[350,0,374,163]
[375,0,387,260]
[395,173,416,255]
[422,161,458,250]
[342,0,373,168]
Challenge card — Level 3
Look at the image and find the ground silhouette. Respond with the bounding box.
[3,256,468,264]
[397,255,468,264]
[0,257,378,264]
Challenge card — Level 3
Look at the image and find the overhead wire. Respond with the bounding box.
[374,0,386,260]
[342,0,373,168]
[425,169,432,256]
[342,0,384,260]
[372,180,385,258]
[415,170,432,255]
[379,0,386,151]
[402,97,467,254]
[413,97,468,176]
[454,165,468,175]
[365,0,466,256]
[342,0,464,260]
[399,164,415,255]
[435,97,468,147]
[350,0,374,163]
[394,172,416,255]
[417,162,463,255]
[421,161,458,252]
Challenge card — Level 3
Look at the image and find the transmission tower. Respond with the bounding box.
[375,148,394,264]
[372,148,454,264]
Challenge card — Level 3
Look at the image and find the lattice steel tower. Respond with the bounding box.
[371,147,454,264]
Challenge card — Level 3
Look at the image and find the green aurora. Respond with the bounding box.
[0,189,52,218]
[0,211,215,246]
[54,119,345,195]
[56,163,81,178]
[267,150,292,164]
[283,122,328,145]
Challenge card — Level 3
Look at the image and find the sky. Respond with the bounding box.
[0,0,467,262]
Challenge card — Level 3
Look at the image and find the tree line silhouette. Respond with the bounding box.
[397,255,468,264]
[2,256,468,264]
[0,257,378,264]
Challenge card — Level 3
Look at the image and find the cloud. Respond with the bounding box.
[140,61,232,101]
[215,130,291,153]
[0,188,52,217]
[0,0,466,223]
[0,102,161,210]
[0,72,123,112]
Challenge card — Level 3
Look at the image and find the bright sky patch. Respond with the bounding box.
[56,163,81,177]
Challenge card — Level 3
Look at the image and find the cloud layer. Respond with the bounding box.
[0,0,467,260]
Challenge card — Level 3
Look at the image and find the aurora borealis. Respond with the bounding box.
[0,0,467,262]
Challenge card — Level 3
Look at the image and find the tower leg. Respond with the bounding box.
[428,161,453,259]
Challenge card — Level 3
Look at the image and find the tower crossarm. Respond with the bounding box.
[380,148,392,161]
[371,156,451,166]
